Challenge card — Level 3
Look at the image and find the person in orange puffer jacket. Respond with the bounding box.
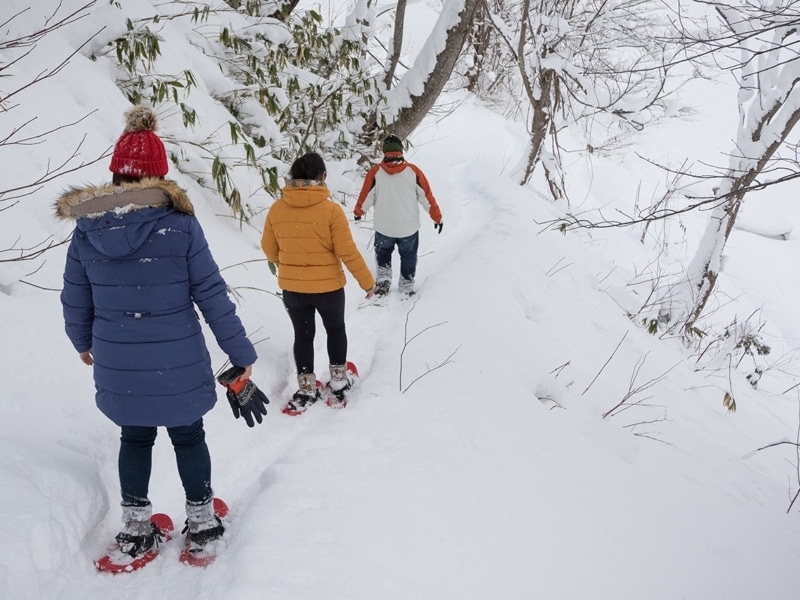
[261,152,375,413]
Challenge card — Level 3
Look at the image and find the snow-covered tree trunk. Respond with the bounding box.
[516,0,562,191]
[389,0,480,139]
[383,0,407,89]
[663,1,800,334]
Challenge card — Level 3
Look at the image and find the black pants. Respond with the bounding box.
[282,288,347,374]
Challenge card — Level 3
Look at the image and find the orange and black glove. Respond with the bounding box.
[217,366,269,428]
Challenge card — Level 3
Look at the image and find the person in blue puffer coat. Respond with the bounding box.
[57,105,257,562]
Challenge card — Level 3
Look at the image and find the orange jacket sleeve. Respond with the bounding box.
[409,164,442,223]
[354,165,380,218]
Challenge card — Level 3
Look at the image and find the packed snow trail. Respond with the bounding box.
[7,96,800,599]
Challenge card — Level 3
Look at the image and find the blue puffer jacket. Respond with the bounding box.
[57,178,257,427]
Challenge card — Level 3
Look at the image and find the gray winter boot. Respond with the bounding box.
[184,499,224,553]
[121,503,152,528]
[116,503,159,557]
[374,279,390,297]
[398,276,415,297]
[375,265,392,296]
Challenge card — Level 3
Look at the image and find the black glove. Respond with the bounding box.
[354,215,361,222]
[217,366,269,428]
[434,222,443,234]
[226,384,268,427]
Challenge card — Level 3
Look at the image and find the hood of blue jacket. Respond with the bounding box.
[77,205,171,258]
[55,178,195,258]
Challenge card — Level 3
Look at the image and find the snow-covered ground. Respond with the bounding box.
[4,2,800,599]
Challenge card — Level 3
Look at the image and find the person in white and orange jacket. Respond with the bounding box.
[353,135,443,297]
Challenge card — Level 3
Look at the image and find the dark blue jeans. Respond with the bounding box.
[119,419,212,507]
[282,287,347,374]
[374,231,419,282]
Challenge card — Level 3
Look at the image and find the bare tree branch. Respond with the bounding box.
[399,300,461,393]
[582,331,628,396]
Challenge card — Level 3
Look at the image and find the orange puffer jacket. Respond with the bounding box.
[261,181,375,294]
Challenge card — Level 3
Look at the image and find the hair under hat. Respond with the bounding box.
[109,106,169,178]
[383,135,403,154]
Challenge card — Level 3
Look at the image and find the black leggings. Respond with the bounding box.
[282,288,347,374]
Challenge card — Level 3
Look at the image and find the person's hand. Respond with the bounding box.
[236,365,253,381]
[365,286,375,299]
[434,222,443,234]
[79,349,94,366]
[217,365,268,428]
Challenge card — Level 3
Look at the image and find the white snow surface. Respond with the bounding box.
[4,1,800,599]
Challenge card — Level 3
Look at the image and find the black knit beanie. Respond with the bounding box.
[383,135,403,154]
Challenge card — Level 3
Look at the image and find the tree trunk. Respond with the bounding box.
[520,70,555,185]
[683,102,800,333]
[465,2,491,93]
[383,0,407,89]
[663,3,800,334]
[390,0,480,140]
[268,0,301,21]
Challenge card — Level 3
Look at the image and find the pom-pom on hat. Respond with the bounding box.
[109,106,169,178]
[383,134,403,154]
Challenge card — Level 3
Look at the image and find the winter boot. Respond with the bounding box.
[116,503,162,557]
[326,363,353,407]
[374,280,391,297]
[375,265,392,296]
[398,276,415,297]
[184,499,225,555]
[284,373,321,415]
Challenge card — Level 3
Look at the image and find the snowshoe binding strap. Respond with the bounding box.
[287,390,318,411]
[182,517,225,553]
[114,522,163,557]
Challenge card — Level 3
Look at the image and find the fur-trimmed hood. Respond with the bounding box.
[56,178,196,259]
[55,178,193,221]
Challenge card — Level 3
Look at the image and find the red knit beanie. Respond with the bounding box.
[109,106,168,178]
